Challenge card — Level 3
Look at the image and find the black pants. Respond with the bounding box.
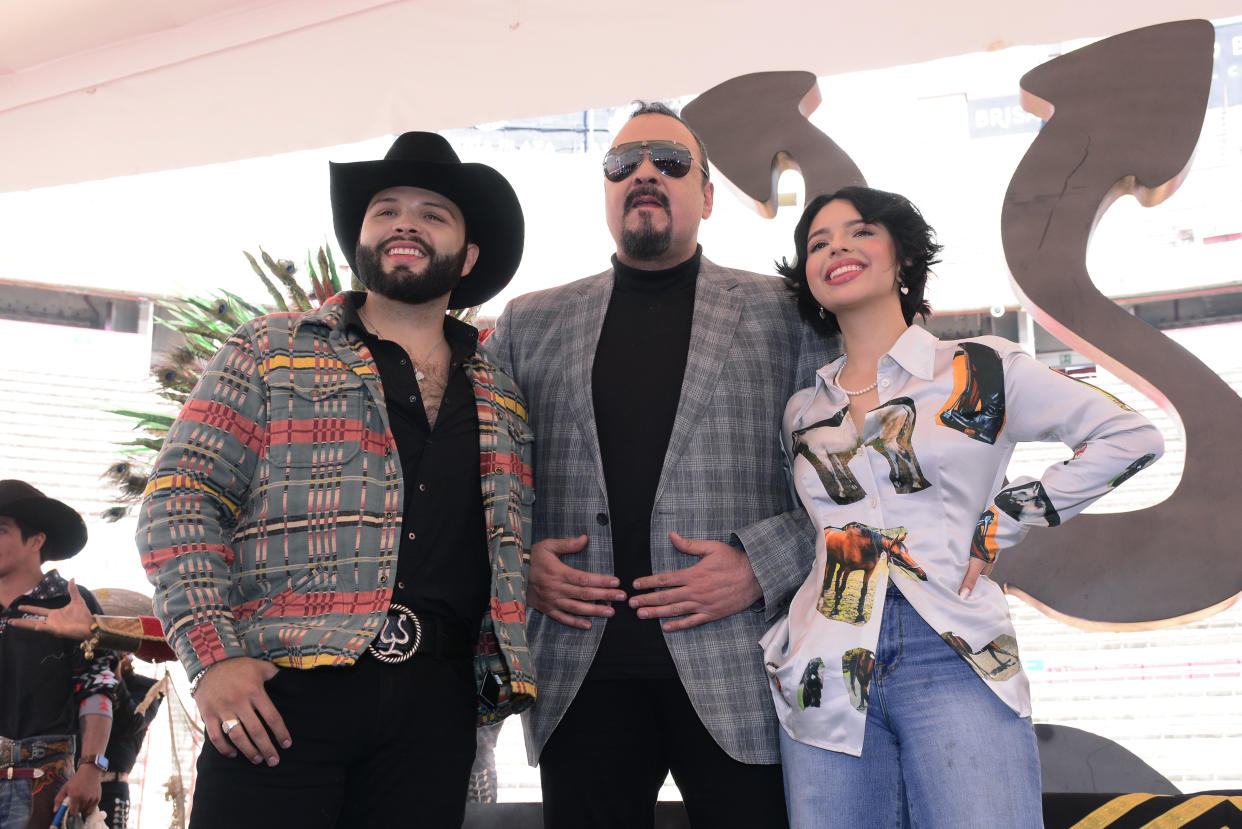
[539,678,789,829]
[189,654,476,828]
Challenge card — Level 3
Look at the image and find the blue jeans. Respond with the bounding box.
[779,582,1042,829]
[0,736,76,829]
[0,779,32,829]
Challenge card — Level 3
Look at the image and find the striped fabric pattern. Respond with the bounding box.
[137,292,535,721]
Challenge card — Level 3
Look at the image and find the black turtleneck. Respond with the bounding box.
[589,247,701,679]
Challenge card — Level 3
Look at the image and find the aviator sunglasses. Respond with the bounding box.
[602,140,708,183]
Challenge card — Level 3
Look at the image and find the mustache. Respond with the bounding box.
[624,186,670,212]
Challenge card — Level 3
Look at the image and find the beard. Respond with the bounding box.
[621,220,673,261]
[619,186,673,261]
[355,237,469,305]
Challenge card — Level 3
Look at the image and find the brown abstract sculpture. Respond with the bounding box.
[995,20,1241,627]
[682,71,866,215]
[685,21,1239,629]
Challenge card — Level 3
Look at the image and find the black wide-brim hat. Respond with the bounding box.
[0,480,88,561]
[330,132,525,310]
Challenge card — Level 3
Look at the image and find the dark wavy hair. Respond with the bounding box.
[776,186,941,337]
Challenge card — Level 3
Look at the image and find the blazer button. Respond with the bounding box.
[596,513,609,525]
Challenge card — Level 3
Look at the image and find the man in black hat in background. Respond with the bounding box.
[136,132,536,828]
[0,480,118,829]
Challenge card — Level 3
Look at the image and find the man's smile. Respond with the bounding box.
[384,240,428,259]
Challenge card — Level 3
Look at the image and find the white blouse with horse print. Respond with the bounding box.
[760,324,1164,756]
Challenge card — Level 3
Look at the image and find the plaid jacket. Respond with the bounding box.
[137,292,535,724]
[488,258,834,763]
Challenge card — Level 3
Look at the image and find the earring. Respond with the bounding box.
[818,306,827,320]
[899,282,910,295]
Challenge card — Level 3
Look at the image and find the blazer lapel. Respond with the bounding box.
[654,259,742,505]
[564,272,614,496]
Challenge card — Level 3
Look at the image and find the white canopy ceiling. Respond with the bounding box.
[3,0,1241,193]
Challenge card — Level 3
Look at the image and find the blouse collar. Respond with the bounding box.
[887,324,938,381]
[813,324,938,391]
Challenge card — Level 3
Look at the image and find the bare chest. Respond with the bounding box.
[410,350,453,428]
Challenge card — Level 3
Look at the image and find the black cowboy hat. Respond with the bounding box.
[0,480,88,561]
[330,132,524,310]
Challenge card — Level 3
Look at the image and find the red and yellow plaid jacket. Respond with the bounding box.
[137,292,535,723]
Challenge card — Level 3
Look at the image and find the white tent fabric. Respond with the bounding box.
[3,0,1241,193]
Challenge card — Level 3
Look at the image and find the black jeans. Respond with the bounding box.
[539,678,789,829]
[189,653,476,828]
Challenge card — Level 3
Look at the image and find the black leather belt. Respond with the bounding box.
[367,604,472,663]
[0,735,75,768]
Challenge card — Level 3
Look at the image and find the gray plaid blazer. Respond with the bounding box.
[486,256,836,764]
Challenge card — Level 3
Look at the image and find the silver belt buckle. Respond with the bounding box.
[367,603,423,664]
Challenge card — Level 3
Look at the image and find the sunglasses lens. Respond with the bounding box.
[648,145,693,179]
[603,148,643,183]
[603,142,694,182]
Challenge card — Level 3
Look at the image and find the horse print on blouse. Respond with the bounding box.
[842,648,876,713]
[939,342,1006,444]
[818,523,926,625]
[970,507,1000,563]
[791,408,865,505]
[863,397,931,494]
[798,657,825,709]
[941,632,1023,682]
[994,479,1061,527]
[792,398,931,506]
[1110,452,1157,487]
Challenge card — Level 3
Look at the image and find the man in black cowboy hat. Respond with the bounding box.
[0,480,118,829]
[136,132,536,828]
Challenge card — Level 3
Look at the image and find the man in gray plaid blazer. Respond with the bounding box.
[487,103,833,828]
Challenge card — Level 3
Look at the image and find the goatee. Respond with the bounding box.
[621,222,673,261]
[620,185,673,260]
[355,238,468,305]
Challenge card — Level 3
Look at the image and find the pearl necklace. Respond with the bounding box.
[835,356,878,396]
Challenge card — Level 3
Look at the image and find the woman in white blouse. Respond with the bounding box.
[762,187,1164,828]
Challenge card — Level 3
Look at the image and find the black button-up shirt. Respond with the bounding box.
[352,302,490,635]
[1,571,117,740]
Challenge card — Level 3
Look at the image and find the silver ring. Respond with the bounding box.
[221,718,241,735]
